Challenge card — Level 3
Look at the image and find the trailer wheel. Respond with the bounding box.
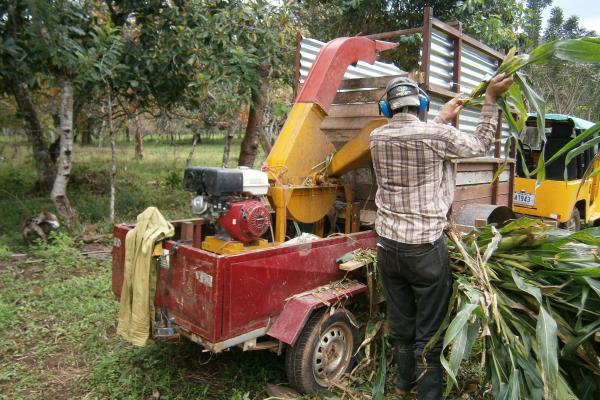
[561,208,581,231]
[285,308,359,394]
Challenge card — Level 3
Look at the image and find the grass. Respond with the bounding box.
[0,133,265,248]
[0,234,287,399]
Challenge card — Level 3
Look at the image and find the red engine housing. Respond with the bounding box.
[217,199,270,243]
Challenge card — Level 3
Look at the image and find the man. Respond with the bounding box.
[370,73,514,399]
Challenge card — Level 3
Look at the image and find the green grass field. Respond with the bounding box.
[0,134,266,247]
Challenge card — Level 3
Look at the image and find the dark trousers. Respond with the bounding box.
[377,235,452,400]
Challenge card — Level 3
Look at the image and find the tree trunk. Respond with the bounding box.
[125,119,131,142]
[185,133,200,168]
[51,78,78,227]
[257,128,272,155]
[238,78,268,167]
[133,114,143,160]
[222,126,235,168]
[10,81,55,189]
[82,121,93,145]
[107,87,116,223]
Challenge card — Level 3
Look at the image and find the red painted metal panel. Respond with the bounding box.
[111,225,128,298]
[296,37,397,113]
[267,282,367,346]
[154,244,223,342]
[112,224,377,349]
[221,231,377,340]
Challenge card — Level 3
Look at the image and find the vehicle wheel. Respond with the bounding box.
[560,208,581,231]
[285,308,359,394]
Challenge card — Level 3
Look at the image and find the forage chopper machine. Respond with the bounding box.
[184,37,398,254]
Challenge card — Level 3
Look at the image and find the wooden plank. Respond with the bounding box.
[452,194,510,210]
[456,171,509,186]
[329,103,380,118]
[324,129,362,143]
[364,27,423,40]
[431,19,505,61]
[339,260,366,271]
[338,75,404,90]
[333,89,385,104]
[428,83,458,99]
[454,182,510,201]
[452,157,515,165]
[351,202,361,233]
[456,163,496,172]
[321,117,375,130]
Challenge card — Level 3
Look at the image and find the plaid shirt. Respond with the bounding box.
[370,105,498,244]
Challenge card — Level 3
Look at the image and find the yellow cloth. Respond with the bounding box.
[117,207,174,346]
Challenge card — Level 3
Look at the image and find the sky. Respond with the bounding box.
[542,0,600,33]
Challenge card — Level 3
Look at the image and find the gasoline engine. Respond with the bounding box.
[183,167,271,244]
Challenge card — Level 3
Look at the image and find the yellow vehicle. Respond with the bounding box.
[513,113,600,230]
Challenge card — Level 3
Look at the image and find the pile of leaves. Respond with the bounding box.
[438,219,599,399]
[347,220,599,400]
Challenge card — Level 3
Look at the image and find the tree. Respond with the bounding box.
[0,0,126,224]
[523,0,552,48]
[295,0,524,71]
[0,1,55,189]
[529,8,600,120]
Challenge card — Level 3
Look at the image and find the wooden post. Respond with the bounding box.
[419,6,433,121]
[315,218,325,237]
[492,110,504,204]
[181,222,194,242]
[344,185,353,234]
[351,203,361,233]
[192,222,202,248]
[452,22,462,128]
[293,32,302,101]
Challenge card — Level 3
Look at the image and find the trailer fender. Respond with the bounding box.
[267,281,367,346]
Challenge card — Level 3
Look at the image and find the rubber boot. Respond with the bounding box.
[415,362,443,400]
[394,343,416,392]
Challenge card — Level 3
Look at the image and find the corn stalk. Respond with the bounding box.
[463,37,600,187]
[439,219,600,399]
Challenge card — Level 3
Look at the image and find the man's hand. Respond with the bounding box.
[484,73,514,104]
[438,95,465,123]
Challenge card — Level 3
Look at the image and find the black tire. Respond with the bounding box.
[284,308,359,394]
[560,208,581,231]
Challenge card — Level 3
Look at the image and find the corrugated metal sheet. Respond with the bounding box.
[299,36,403,82]
[300,34,511,156]
[460,44,497,93]
[427,101,511,157]
[425,29,509,156]
[429,29,455,90]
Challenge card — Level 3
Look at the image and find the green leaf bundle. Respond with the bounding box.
[463,37,600,187]
[438,219,600,399]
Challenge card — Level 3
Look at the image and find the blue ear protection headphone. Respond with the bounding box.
[378,81,430,118]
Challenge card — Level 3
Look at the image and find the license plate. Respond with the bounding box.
[514,191,535,207]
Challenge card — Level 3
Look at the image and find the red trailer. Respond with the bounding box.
[113,221,376,393]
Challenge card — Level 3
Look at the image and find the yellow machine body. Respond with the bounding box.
[202,236,271,255]
[262,37,398,242]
